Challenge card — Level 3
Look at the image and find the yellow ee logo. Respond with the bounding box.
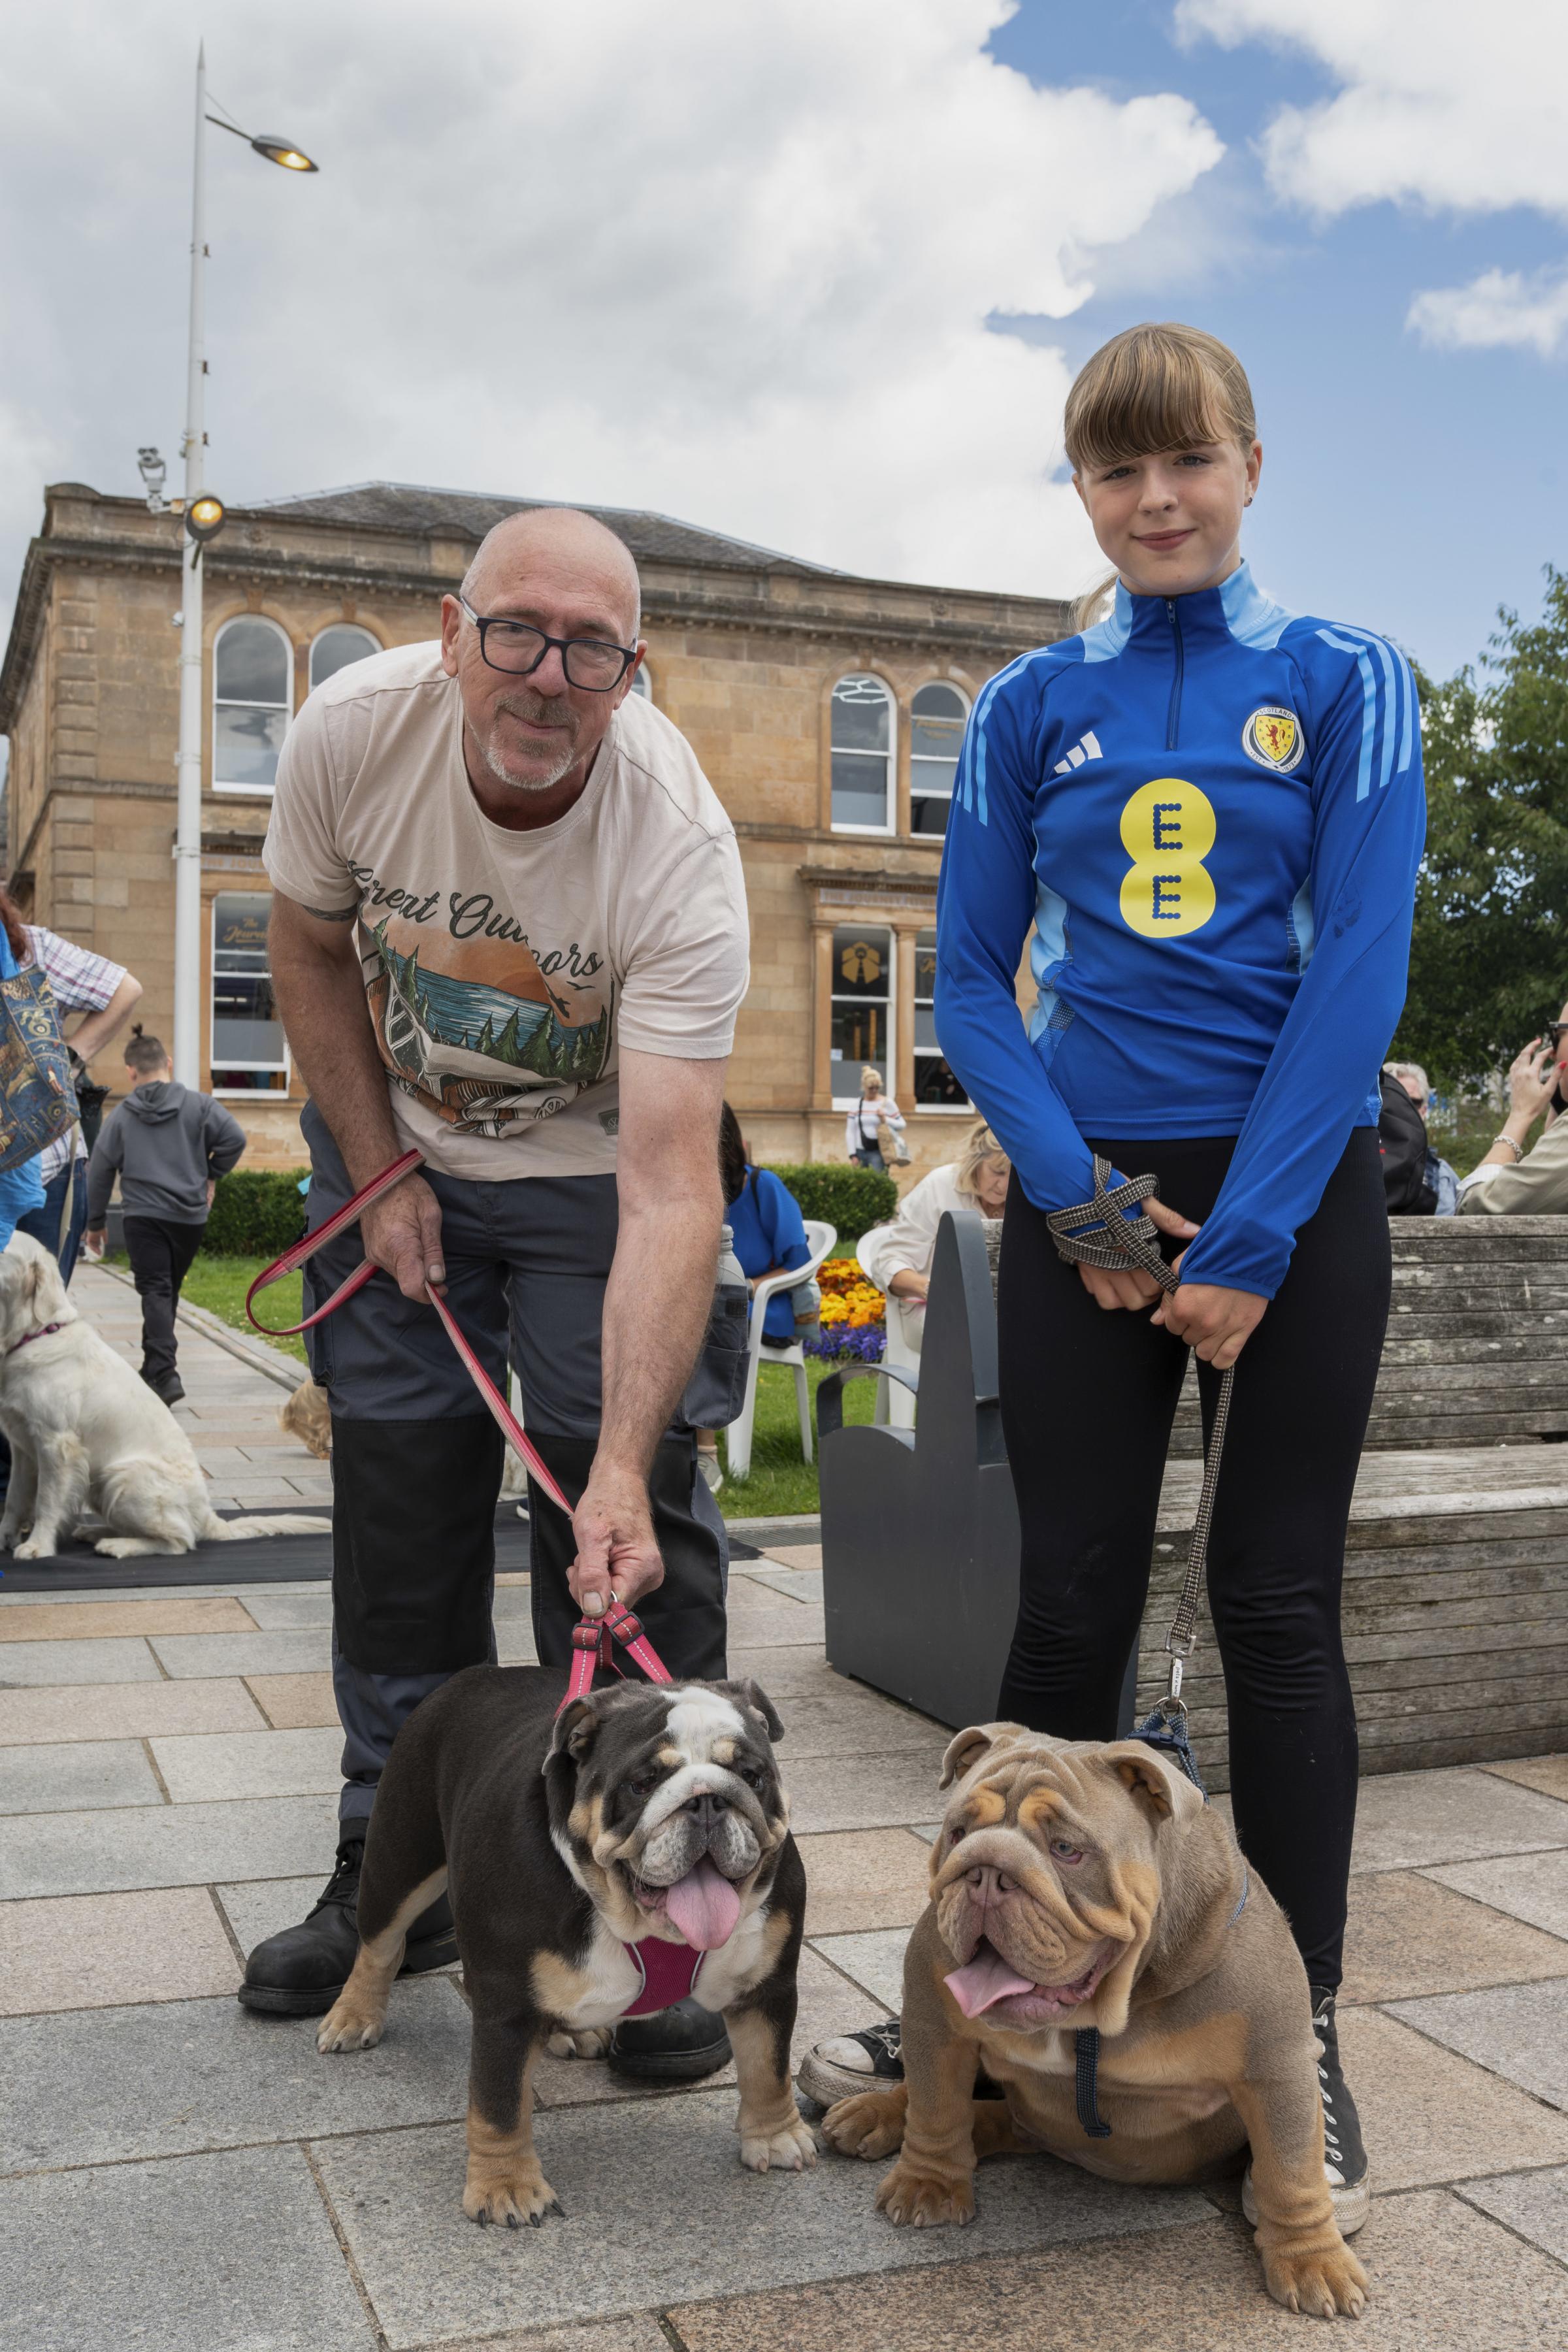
[1118,779,1216,938]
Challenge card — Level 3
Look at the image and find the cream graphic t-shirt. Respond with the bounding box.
[263,642,749,1180]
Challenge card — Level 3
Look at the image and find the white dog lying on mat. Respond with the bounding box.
[0,1233,330,1560]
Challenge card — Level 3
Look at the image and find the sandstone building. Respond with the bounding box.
[0,482,1068,1171]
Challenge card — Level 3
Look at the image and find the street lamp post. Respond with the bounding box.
[170,44,316,1087]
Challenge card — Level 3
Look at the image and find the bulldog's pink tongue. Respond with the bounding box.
[661,1857,742,1951]
[943,1942,1037,2018]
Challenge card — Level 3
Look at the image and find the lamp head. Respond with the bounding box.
[250,134,317,172]
[186,495,227,544]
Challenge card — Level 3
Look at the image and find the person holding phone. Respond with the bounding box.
[1458,1009,1568,1213]
[801,323,1424,2240]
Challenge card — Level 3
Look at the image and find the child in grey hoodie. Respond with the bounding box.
[84,1030,247,1404]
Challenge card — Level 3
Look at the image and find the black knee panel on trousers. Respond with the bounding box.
[331,1416,504,1674]
[525,1433,728,1681]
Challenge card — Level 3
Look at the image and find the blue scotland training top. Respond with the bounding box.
[934,563,1426,1299]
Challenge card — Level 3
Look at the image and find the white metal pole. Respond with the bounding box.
[172,42,207,1088]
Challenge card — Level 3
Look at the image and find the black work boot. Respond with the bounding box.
[237,1832,457,2017]
[608,1998,732,2081]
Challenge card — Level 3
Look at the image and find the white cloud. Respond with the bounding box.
[1409,265,1568,358]
[0,0,1224,634]
[1176,0,1568,220]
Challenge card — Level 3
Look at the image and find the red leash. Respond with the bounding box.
[246,1147,674,1711]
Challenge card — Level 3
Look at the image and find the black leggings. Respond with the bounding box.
[996,1130,1390,1991]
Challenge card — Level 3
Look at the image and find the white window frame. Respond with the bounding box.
[308,623,380,693]
[912,925,970,1113]
[909,680,968,841]
[829,672,896,836]
[829,923,896,1110]
[213,615,293,798]
[209,890,291,1097]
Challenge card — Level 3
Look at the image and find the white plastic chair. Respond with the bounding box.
[723,1218,838,1484]
[855,1230,921,1429]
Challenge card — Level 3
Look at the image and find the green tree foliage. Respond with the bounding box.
[1398,567,1568,1086]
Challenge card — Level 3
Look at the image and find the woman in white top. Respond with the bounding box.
[860,1119,1011,1364]
[845,1066,906,1169]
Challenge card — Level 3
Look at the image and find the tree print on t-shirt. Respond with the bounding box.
[362,910,612,1138]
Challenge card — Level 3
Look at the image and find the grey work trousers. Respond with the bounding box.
[299,1103,729,1824]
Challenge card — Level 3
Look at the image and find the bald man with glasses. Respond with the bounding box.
[242,510,750,2079]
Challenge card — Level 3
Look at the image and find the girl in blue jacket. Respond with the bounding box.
[934,324,1421,2229]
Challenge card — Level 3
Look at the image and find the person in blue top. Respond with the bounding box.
[801,324,1423,2234]
[0,921,48,1251]
[695,1105,812,1493]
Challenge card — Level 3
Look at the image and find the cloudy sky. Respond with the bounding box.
[3,0,1565,677]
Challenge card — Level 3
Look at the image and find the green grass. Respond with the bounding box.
[107,1249,309,1365]
[123,1247,870,1518]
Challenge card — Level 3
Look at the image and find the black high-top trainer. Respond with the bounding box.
[797,2019,904,2109]
[1243,1985,1369,2236]
[237,1832,457,2017]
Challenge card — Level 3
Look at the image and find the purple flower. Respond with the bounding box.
[805,1326,885,1364]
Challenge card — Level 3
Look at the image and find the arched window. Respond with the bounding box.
[910,681,968,838]
[213,617,291,793]
[310,624,380,691]
[830,674,894,832]
[627,662,651,700]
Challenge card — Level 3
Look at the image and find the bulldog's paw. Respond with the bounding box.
[739,2113,818,2174]
[316,1993,386,2054]
[1262,2235,1369,2319]
[875,2159,975,2229]
[0,1520,24,1552]
[546,2025,613,2060]
[823,2087,907,2161]
[463,2162,563,2229]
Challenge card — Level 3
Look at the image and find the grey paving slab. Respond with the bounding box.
[316,2090,1212,2346]
[1386,1976,1568,2109]
[783,1748,949,1833]
[0,1737,163,1816]
[0,1976,470,2170]
[764,1684,947,1763]
[233,1589,336,1629]
[0,2140,374,2352]
[0,1637,159,1687]
[1350,1766,1568,1873]
[152,1726,344,1803]
[738,1566,823,1602]
[150,1628,333,1678]
[0,1790,341,1899]
[216,1874,333,1959]
[808,1927,908,2012]
[726,1602,827,1649]
[1461,2163,1568,2264]
[1426,1850,1568,1941]
[727,1646,851,1697]
[496,1625,540,1665]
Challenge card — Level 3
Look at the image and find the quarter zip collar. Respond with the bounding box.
[1109,561,1262,651]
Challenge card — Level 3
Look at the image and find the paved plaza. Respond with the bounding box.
[1,1277,1567,2347]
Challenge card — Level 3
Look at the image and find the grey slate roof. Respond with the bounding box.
[250,482,844,576]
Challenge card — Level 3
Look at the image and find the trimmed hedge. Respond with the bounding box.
[199,1158,898,1258]
[202,1168,308,1257]
[766,1162,898,1247]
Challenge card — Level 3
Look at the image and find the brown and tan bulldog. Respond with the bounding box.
[824,1722,1367,2321]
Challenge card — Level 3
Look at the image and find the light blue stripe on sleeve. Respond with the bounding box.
[1318,629,1379,801]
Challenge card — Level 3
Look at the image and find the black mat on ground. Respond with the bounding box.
[0,1505,533,1592]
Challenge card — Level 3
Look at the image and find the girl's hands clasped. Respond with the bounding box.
[1073,1197,1199,1313]
[1073,1197,1269,1369]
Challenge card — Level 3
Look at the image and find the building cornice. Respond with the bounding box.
[3,500,1071,725]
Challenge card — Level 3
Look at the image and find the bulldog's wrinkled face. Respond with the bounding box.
[545,1680,790,1952]
[930,1722,1202,2040]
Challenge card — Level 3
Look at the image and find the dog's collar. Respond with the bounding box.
[5,1320,63,1357]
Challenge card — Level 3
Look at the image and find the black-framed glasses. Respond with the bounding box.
[456,595,636,692]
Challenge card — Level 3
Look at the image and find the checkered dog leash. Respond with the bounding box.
[245,1148,675,1713]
